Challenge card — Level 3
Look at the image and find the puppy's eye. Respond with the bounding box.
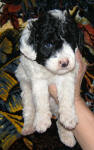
[44,43,53,49]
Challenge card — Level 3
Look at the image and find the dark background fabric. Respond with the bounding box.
[0,0,94,150]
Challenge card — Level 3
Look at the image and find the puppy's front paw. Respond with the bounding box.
[22,124,35,135]
[59,130,76,147]
[34,112,52,133]
[60,110,78,129]
[57,121,76,147]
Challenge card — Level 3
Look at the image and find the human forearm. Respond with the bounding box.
[73,97,94,150]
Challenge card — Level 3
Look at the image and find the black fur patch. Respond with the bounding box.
[28,10,83,65]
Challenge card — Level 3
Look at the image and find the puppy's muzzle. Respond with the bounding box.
[59,59,69,68]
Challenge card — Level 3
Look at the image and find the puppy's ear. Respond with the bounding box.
[20,19,37,60]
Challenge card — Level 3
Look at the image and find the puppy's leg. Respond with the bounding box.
[57,75,78,129]
[20,80,35,135]
[56,120,76,147]
[32,80,52,133]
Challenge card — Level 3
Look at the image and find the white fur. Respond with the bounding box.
[15,10,79,147]
[16,53,78,147]
[20,19,37,60]
[49,9,67,21]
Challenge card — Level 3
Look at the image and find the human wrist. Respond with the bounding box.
[74,95,86,113]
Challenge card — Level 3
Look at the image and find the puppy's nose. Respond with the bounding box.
[59,59,69,67]
[62,61,69,67]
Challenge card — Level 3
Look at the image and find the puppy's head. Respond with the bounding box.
[20,9,83,75]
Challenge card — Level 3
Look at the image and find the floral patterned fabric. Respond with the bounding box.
[0,1,94,150]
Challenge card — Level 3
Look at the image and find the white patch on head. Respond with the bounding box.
[45,41,76,75]
[20,19,37,60]
[48,9,67,22]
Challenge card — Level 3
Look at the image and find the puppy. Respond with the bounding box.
[15,9,84,147]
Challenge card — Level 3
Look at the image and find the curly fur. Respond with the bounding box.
[15,9,84,147]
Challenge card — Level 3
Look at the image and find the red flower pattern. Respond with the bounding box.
[0,4,21,29]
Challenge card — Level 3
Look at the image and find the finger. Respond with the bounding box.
[75,50,83,66]
[48,84,57,99]
[75,50,87,73]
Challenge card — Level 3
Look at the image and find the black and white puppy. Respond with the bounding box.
[15,9,83,147]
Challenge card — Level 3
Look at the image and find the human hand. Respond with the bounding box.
[75,50,87,97]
